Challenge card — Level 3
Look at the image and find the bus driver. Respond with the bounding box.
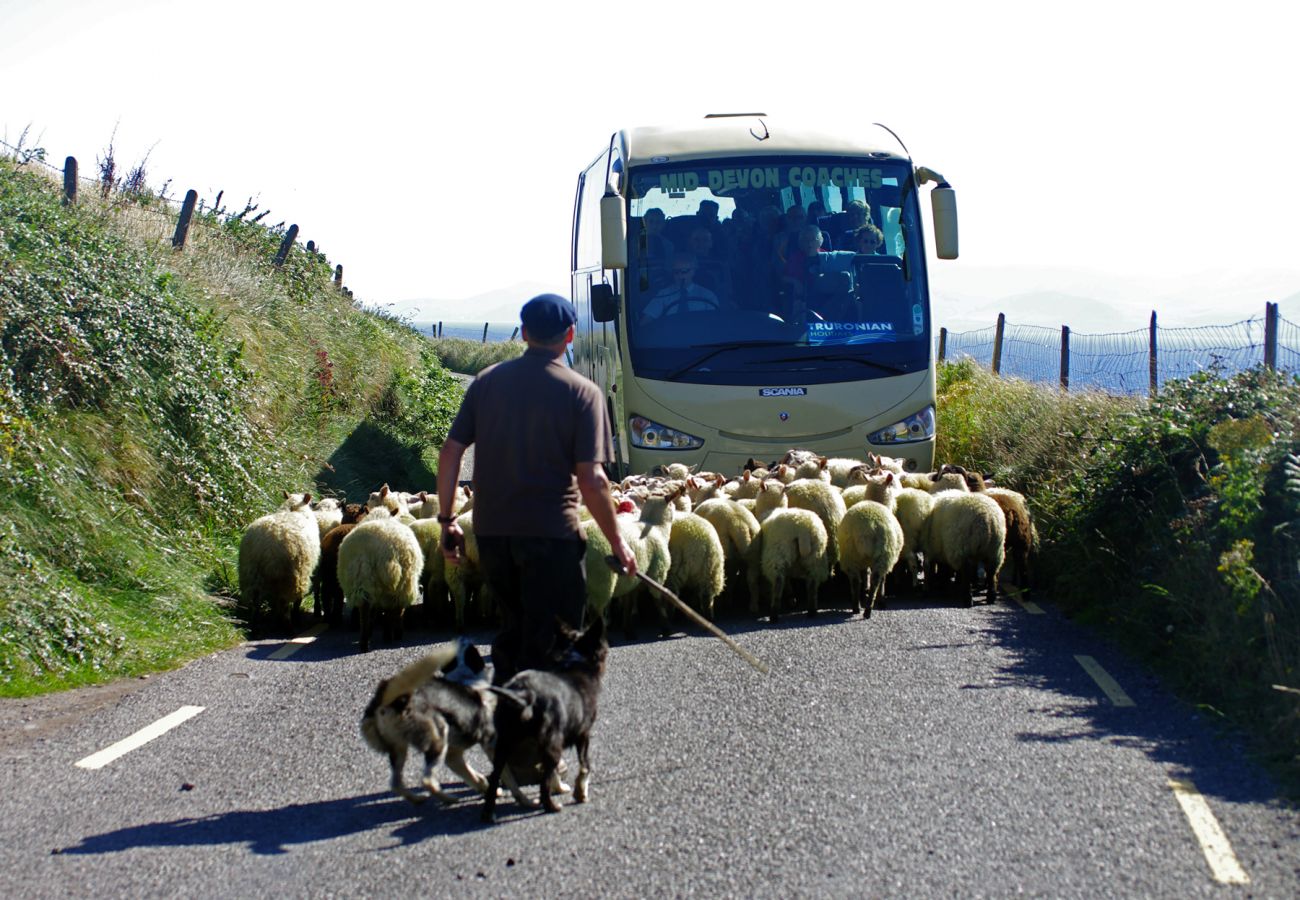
[639,252,720,320]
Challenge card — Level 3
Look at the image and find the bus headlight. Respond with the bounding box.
[867,406,935,445]
[629,415,704,450]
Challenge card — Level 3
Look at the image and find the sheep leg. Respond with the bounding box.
[769,574,784,624]
[359,602,374,652]
[805,577,819,617]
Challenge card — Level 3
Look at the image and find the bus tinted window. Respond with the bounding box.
[624,157,928,385]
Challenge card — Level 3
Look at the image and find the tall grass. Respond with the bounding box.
[0,156,462,695]
[936,359,1300,789]
[425,336,525,375]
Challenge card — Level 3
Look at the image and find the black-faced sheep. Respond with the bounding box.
[315,504,369,624]
[238,492,320,632]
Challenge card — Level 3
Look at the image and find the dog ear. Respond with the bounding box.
[577,615,606,649]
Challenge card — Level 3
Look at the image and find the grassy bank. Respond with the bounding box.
[424,335,525,375]
[0,156,462,696]
[936,358,1300,790]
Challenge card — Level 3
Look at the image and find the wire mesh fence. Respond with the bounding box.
[939,308,1296,395]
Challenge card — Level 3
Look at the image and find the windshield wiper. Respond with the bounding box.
[661,340,792,381]
[762,354,909,376]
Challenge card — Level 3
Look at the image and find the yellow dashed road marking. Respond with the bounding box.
[1168,779,1250,885]
[1073,655,1135,707]
[269,623,328,660]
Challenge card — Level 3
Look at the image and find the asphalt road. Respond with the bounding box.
[1,590,1297,898]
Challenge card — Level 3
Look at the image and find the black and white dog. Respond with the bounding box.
[482,617,609,822]
[360,638,498,804]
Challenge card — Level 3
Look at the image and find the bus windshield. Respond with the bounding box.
[624,156,929,385]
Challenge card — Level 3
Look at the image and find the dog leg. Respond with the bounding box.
[482,763,503,823]
[446,748,490,794]
[421,747,455,804]
[501,767,541,808]
[388,747,424,805]
[539,745,565,813]
[574,739,591,804]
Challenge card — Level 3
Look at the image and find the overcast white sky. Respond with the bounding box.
[3,0,1298,328]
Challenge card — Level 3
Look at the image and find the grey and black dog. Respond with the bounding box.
[360,638,499,804]
[482,617,609,823]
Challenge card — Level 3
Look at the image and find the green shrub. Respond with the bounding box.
[936,359,1300,788]
[0,156,457,693]
[426,336,525,375]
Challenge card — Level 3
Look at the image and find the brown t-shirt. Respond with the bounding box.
[447,347,613,539]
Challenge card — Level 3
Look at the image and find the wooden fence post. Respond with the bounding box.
[1060,325,1070,390]
[334,264,343,286]
[62,156,77,205]
[273,224,299,266]
[1149,311,1158,397]
[306,240,316,254]
[991,313,1005,375]
[482,323,490,344]
[510,326,519,341]
[1264,302,1278,370]
[172,189,198,249]
[938,327,947,363]
[437,321,443,338]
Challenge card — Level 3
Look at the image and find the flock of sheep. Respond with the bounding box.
[237,449,1037,651]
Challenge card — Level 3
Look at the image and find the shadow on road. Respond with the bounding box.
[58,790,492,856]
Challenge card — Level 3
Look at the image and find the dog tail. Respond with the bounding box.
[488,685,535,720]
[379,644,461,707]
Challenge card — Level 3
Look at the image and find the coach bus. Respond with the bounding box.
[570,115,958,478]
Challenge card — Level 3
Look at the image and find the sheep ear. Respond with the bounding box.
[742,470,751,483]
[714,473,725,487]
[818,456,828,468]
[282,490,291,499]
[380,484,390,497]
[884,473,895,485]
[303,492,312,506]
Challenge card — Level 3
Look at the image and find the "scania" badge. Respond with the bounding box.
[759,387,807,397]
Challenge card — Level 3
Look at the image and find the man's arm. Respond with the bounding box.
[437,438,468,561]
[575,461,637,577]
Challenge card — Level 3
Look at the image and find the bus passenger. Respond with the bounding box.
[837,199,873,249]
[850,223,885,255]
[640,252,720,320]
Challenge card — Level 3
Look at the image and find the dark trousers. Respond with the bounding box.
[476,535,587,685]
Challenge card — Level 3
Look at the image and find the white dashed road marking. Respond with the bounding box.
[1073,654,1135,707]
[1168,778,1250,884]
[75,705,205,770]
[268,623,328,660]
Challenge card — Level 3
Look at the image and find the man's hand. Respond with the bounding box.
[611,534,637,579]
[441,521,465,563]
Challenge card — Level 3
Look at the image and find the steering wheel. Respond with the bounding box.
[661,294,720,316]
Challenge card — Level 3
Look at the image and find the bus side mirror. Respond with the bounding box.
[601,192,628,270]
[591,283,619,322]
[930,185,959,260]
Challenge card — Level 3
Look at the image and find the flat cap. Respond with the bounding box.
[520,293,577,339]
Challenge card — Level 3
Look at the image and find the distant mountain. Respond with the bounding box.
[391,281,566,324]
[933,265,1300,335]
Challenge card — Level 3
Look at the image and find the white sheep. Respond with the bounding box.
[783,477,848,569]
[755,506,831,619]
[238,492,321,632]
[407,518,450,623]
[892,487,935,592]
[692,498,762,613]
[826,457,870,487]
[338,506,424,651]
[665,512,726,619]
[836,500,904,618]
[920,491,1005,606]
[753,477,789,522]
[312,497,344,542]
[366,483,407,516]
[924,470,970,494]
[621,491,675,634]
[443,510,486,631]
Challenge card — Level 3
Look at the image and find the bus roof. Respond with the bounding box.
[619,117,910,166]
